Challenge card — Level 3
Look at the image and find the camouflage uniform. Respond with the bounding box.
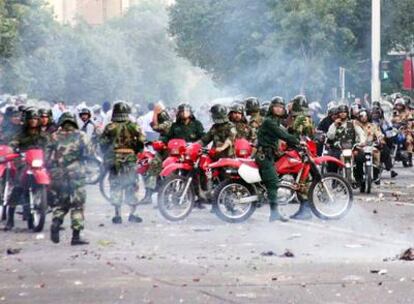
[201,122,237,159]
[48,117,92,234]
[144,111,173,193]
[100,102,145,223]
[234,121,255,141]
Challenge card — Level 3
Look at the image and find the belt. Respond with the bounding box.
[114,148,135,154]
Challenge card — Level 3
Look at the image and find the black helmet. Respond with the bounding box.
[328,106,337,117]
[244,97,260,115]
[394,98,406,108]
[290,95,309,116]
[39,108,52,117]
[79,108,91,117]
[260,101,270,117]
[112,101,131,122]
[337,104,349,114]
[357,108,371,121]
[5,106,20,118]
[177,103,192,113]
[371,106,384,119]
[210,104,228,124]
[24,108,39,121]
[229,103,244,114]
[270,96,285,107]
[58,112,78,129]
[18,105,27,113]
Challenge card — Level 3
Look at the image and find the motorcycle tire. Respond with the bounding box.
[99,169,111,202]
[0,177,7,221]
[27,185,47,232]
[213,179,256,223]
[158,175,195,222]
[364,164,372,194]
[84,156,102,185]
[308,173,353,220]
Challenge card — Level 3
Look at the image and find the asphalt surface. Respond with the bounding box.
[1,165,414,304]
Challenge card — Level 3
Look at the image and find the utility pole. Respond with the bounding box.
[371,0,381,102]
[339,67,346,101]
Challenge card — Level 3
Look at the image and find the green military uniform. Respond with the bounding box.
[256,116,300,203]
[49,112,92,245]
[100,102,145,224]
[164,119,204,143]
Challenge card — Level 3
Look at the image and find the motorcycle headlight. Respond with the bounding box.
[342,149,353,157]
[31,160,43,168]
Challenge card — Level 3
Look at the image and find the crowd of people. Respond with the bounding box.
[0,91,412,245]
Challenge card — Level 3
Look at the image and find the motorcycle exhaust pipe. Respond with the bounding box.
[238,195,259,204]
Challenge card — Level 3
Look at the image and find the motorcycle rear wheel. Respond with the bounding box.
[309,173,353,220]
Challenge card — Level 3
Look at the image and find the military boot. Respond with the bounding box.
[409,153,413,167]
[269,203,289,222]
[71,230,89,246]
[112,207,122,224]
[128,214,143,223]
[50,218,62,243]
[290,201,313,220]
[4,207,15,231]
[139,189,153,205]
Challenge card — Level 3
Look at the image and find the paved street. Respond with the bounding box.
[1,166,414,304]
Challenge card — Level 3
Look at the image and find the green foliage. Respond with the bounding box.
[0,0,210,104]
[170,0,414,100]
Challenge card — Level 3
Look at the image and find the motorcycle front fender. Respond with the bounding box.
[32,169,51,185]
[314,156,345,168]
[162,156,179,168]
[208,158,242,169]
[160,163,193,177]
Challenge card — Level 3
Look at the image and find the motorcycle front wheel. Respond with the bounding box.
[309,173,353,220]
[158,175,195,221]
[27,185,48,232]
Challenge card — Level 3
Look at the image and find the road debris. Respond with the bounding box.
[280,249,295,258]
[260,251,276,257]
[370,269,387,275]
[399,248,414,261]
[6,248,22,255]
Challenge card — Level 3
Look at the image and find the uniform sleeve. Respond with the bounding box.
[327,123,337,140]
[195,121,205,140]
[267,119,300,146]
[201,127,213,146]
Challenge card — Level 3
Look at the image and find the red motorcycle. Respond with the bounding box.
[5,149,50,231]
[209,139,352,223]
[157,138,253,221]
[0,145,18,221]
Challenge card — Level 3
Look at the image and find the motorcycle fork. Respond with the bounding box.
[178,159,199,205]
[3,165,10,207]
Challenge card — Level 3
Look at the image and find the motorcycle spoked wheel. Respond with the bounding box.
[83,156,102,185]
[308,173,353,220]
[360,164,372,194]
[26,185,48,232]
[0,177,8,221]
[157,175,195,222]
[213,179,256,223]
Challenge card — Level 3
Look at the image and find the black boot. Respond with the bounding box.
[128,214,143,223]
[139,189,153,205]
[71,230,89,246]
[409,153,413,167]
[391,170,398,178]
[269,203,288,222]
[112,207,122,224]
[50,218,61,243]
[4,207,15,231]
[290,201,313,220]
